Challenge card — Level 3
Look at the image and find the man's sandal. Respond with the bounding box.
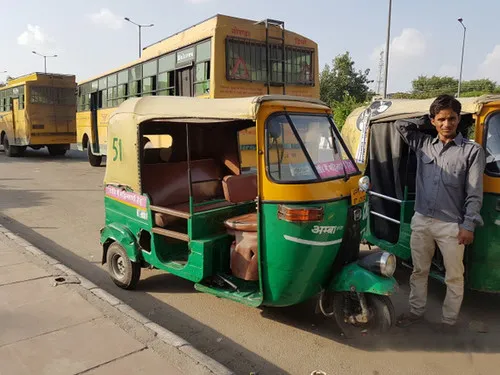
[396,313,423,328]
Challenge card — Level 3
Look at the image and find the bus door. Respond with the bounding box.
[176,67,193,97]
[90,92,99,154]
[10,98,19,141]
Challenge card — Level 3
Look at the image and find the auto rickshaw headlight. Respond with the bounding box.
[358,176,371,192]
[358,251,396,277]
[379,252,396,277]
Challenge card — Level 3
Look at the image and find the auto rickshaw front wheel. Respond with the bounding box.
[331,292,395,338]
[106,242,141,290]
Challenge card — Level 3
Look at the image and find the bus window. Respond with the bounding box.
[142,60,157,96]
[129,65,142,97]
[195,61,210,96]
[117,70,128,104]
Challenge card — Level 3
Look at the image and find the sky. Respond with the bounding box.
[2,0,499,93]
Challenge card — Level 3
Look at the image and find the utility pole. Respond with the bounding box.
[457,18,467,98]
[383,0,393,98]
[376,50,385,95]
[124,17,154,58]
[32,51,57,73]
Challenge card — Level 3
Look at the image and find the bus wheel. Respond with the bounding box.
[106,242,141,290]
[3,136,22,157]
[87,144,102,167]
[48,145,67,156]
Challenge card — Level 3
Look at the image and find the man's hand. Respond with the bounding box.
[458,228,474,245]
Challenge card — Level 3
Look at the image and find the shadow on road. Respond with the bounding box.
[0,184,48,211]
[259,267,500,353]
[1,147,106,166]
[0,216,286,375]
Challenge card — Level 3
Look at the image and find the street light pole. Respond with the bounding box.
[32,51,58,73]
[124,17,154,58]
[457,18,467,98]
[383,0,393,99]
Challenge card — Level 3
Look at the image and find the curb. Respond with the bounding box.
[0,224,234,375]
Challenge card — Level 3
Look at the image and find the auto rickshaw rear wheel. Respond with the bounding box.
[332,292,395,338]
[106,242,141,290]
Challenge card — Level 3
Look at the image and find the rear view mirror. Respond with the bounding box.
[268,121,282,140]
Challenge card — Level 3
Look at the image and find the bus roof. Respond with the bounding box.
[109,95,328,125]
[142,14,220,51]
[142,14,292,50]
[1,72,75,88]
[77,13,316,86]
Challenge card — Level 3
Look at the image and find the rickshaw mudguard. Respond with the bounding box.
[328,262,398,296]
[100,223,141,264]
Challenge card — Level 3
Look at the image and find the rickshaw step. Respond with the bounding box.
[150,205,190,219]
[152,227,189,242]
[195,278,262,307]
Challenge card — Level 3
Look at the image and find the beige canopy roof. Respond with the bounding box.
[341,95,500,171]
[104,95,329,192]
[109,95,329,125]
[367,95,500,124]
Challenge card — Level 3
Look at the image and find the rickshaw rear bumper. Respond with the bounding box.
[328,262,399,296]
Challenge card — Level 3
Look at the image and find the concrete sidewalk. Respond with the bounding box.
[0,226,232,375]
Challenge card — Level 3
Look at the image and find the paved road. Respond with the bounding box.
[1,147,500,375]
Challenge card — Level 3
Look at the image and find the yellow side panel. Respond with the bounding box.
[104,113,140,192]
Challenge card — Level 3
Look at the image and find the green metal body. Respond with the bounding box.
[329,262,398,295]
[363,191,500,292]
[466,193,500,292]
[101,190,397,308]
[259,200,347,307]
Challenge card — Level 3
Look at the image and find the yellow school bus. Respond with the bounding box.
[0,73,76,157]
[76,14,319,167]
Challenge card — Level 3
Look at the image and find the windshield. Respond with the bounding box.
[485,111,500,176]
[30,86,75,105]
[266,114,358,183]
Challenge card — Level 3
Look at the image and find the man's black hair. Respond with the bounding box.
[429,94,461,118]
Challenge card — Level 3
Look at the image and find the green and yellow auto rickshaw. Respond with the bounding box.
[100,95,398,336]
[342,95,500,292]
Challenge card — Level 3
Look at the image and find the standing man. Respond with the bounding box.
[395,94,485,331]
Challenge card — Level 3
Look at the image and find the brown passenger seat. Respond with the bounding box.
[224,213,258,232]
[222,173,257,204]
[223,173,258,233]
[142,158,230,227]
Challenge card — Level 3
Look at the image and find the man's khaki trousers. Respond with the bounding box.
[409,212,465,325]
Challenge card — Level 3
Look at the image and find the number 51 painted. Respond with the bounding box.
[112,137,122,161]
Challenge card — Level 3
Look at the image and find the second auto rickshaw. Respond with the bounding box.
[342,95,500,293]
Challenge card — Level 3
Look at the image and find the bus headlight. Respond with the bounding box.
[358,251,396,277]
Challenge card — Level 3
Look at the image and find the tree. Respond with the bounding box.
[402,75,499,99]
[320,52,373,106]
[331,93,363,131]
[461,79,496,93]
[412,75,458,96]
